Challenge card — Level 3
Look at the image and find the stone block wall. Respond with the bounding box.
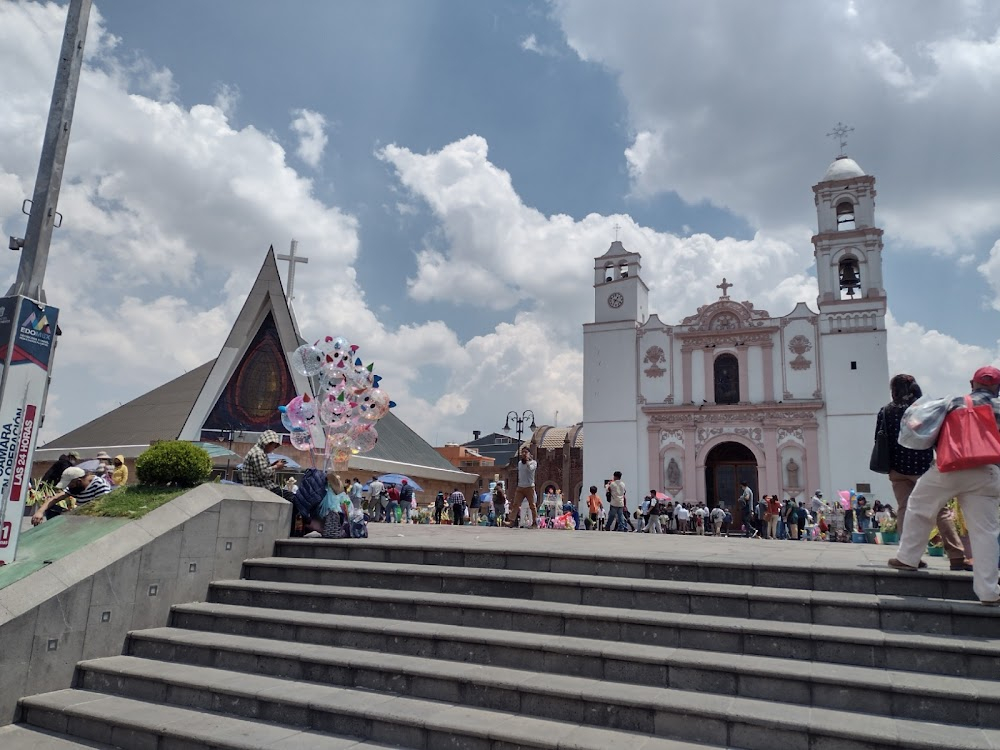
[0,483,292,725]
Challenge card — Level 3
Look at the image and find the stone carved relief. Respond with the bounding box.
[680,298,771,330]
[786,458,800,489]
[666,458,682,488]
[711,313,739,330]
[776,427,804,445]
[651,410,818,425]
[680,331,775,350]
[695,426,763,453]
[659,429,684,446]
[643,345,667,378]
[788,335,813,371]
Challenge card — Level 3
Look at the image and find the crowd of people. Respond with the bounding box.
[240,369,1000,606]
[29,449,127,525]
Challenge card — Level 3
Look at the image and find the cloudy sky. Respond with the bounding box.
[2,0,1000,448]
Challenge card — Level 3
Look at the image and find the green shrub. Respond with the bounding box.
[135,441,212,487]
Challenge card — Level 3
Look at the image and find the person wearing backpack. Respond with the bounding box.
[889,366,1000,606]
[434,491,446,524]
[399,480,415,524]
[878,374,970,570]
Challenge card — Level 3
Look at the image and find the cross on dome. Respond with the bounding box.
[716,277,733,298]
[826,122,854,158]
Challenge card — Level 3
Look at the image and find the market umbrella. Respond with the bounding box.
[653,491,671,501]
[378,473,422,491]
[189,441,243,461]
[269,453,301,469]
[76,459,102,472]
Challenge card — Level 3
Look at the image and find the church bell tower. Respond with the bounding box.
[582,240,648,496]
[812,144,890,497]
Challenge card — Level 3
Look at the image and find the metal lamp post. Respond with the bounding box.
[502,409,537,447]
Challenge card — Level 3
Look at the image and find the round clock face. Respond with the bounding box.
[608,292,625,309]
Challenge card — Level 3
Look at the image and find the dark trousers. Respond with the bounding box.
[452,502,465,525]
[434,506,444,524]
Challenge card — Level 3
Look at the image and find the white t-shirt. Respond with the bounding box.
[676,506,690,521]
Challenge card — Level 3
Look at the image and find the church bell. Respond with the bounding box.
[838,258,861,297]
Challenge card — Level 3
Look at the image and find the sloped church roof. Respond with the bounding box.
[37,248,463,478]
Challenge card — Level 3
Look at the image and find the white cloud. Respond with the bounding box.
[520,33,556,56]
[887,313,1000,398]
[0,3,358,440]
[550,0,1000,252]
[289,108,327,169]
[379,135,817,334]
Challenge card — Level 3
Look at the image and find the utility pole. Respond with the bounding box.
[0,0,92,565]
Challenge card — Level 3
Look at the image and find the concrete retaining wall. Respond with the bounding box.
[0,483,292,725]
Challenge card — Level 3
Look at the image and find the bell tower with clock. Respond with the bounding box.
[592,240,648,324]
[582,239,649,492]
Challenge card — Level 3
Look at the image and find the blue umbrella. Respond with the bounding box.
[378,473,422,491]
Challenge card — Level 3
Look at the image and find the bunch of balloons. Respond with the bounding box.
[281,336,395,469]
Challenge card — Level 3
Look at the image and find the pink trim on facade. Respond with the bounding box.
[736,345,749,403]
[647,425,660,490]
[804,424,821,494]
[763,426,780,495]
[762,344,775,401]
[682,349,692,403]
[704,351,714,404]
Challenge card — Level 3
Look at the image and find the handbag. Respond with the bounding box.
[936,395,1000,472]
[869,424,891,474]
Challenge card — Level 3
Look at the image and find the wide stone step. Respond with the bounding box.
[239,557,1000,637]
[276,536,977,600]
[74,654,1000,750]
[57,665,718,750]
[202,582,1000,678]
[125,625,1000,729]
[0,725,105,749]
[17,689,395,749]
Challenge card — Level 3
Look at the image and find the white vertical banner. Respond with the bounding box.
[0,296,59,565]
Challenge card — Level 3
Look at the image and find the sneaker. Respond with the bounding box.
[949,559,975,572]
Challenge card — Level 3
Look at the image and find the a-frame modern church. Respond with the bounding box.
[34,249,475,496]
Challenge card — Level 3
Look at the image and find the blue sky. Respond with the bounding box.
[2,0,1000,446]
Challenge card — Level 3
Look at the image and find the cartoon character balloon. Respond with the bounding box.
[283,335,394,469]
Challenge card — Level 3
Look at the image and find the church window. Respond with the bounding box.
[836,201,855,230]
[838,256,861,299]
[850,361,857,370]
[713,353,740,404]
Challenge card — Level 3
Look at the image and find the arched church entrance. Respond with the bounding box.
[704,442,758,528]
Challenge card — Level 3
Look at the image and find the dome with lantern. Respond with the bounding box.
[821,156,866,182]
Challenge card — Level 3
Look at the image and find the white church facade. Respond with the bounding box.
[582,155,892,518]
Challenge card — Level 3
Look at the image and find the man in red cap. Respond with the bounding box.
[889,366,1000,605]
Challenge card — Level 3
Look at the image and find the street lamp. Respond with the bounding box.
[502,410,537,447]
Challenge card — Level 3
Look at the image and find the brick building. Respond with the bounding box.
[502,424,584,503]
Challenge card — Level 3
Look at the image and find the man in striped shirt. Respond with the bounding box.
[31,467,112,525]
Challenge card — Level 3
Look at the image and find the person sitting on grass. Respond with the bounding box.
[31,467,112,525]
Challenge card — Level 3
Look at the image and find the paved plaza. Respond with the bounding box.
[363,522,966,578]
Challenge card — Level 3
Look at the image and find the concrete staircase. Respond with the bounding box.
[9,532,1000,749]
